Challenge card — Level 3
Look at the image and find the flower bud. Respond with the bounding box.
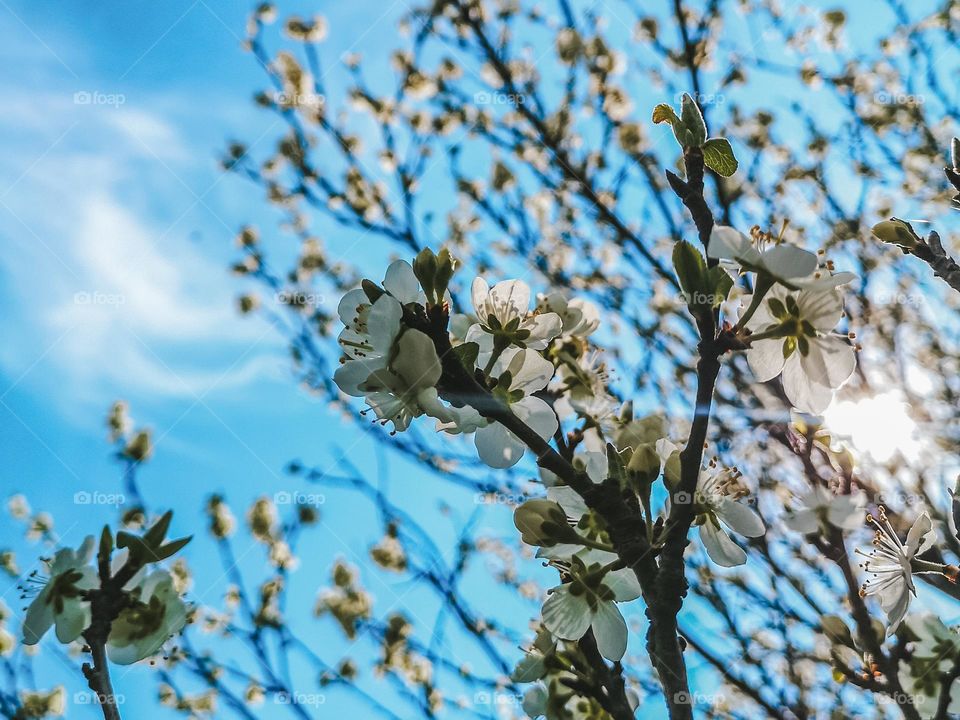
[412,248,439,302]
[513,499,580,547]
[361,279,385,304]
[871,219,919,250]
[627,442,661,476]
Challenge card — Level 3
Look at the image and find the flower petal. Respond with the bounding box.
[54,596,91,644]
[523,313,562,348]
[592,601,628,661]
[708,226,759,266]
[506,349,555,394]
[334,358,383,397]
[547,486,588,519]
[22,590,54,645]
[475,422,525,468]
[541,587,592,641]
[906,513,935,556]
[782,357,835,414]
[761,245,817,280]
[471,277,491,318]
[392,330,441,391]
[700,517,747,567]
[604,568,642,602]
[383,260,421,304]
[337,288,369,326]
[714,498,765,537]
[746,339,787,383]
[513,396,559,441]
[798,336,856,389]
[488,280,531,324]
[796,288,843,331]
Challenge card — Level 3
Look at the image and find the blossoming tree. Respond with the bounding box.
[6,1,960,719]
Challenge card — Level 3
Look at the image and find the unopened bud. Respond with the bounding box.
[361,279,385,304]
[871,219,919,250]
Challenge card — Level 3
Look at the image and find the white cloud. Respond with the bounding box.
[0,95,285,408]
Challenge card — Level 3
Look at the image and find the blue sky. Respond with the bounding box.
[0,1,475,716]
[1,0,954,717]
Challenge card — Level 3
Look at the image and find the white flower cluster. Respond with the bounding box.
[332,250,779,667]
[20,514,191,668]
[708,225,857,414]
[333,252,604,469]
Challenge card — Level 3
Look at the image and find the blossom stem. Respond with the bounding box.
[82,639,121,720]
[732,273,774,333]
[481,336,509,378]
[576,536,618,554]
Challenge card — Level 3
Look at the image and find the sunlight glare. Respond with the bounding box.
[822,392,921,463]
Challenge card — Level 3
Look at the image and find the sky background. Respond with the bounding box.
[0,0,952,718]
[0,1,464,717]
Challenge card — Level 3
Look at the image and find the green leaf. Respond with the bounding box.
[702,138,738,177]
[453,341,480,371]
[153,536,193,561]
[680,93,707,146]
[707,266,733,308]
[672,240,708,302]
[115,531,150,557]
[143,510,173,548]
[651,103,681,128]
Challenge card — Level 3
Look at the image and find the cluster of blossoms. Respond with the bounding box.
[330,234,959,715]
[19,512,190,666]
[331,251,776,668]
[333,248,603,468]
[707,224,857,414]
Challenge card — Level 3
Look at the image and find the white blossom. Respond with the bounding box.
[107,569,188,665]
[857,510,942,636]
[22,537,97,646]
[746,282,856,414]
[708,225,818,285]
[692,469,765,567]
[474,349,558,468]
[360,330,444,433]
[709,225,856,290]
[784,486,864,534]
[333,260,422,396]
[537,292,600,338]
[541,558,641,661]
[466,278,562,366]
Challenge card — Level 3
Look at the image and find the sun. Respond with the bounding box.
[822,392,921,463]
